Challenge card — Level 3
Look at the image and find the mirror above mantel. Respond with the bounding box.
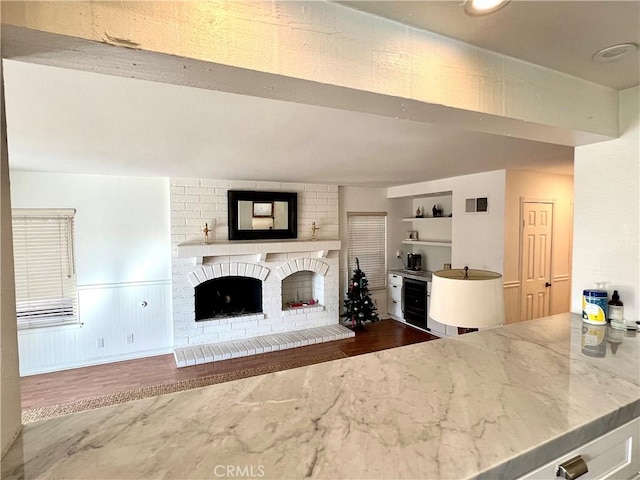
[228,190,297,240]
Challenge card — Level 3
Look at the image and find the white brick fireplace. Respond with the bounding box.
[170,178,353,367]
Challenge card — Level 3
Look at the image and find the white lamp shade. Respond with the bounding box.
[430,268,505,329]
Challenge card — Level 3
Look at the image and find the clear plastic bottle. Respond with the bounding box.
[608,290,625,330]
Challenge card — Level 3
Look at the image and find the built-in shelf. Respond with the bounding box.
[402,217,452,222]
[176,239,341,264]
[402,240,452,247]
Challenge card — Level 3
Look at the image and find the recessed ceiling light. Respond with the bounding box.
[592,43,639,63]
[463,0,510,16]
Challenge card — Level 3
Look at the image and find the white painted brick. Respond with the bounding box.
[230,262,238,276]
[202,346,214,363]
[228,180,257,189]
[221,263,230,277]
[200,179,230,188]
[171,178,200,187]
[283,183,306,191]
[198,197,223,206]
[203,265,214,279]
[258,268,269,281]
[183,349,196,366]
[203,323,231,334]
[305,184,329,192]
[213,264,223,278]
[305,198,328,205]
[187,272,200,287]
[227,343,242,358]
[195,269,208,284]
[186,218,210,227]
[172,194,200,203]
[171,189,340,351]
[256,182,283,191]
[193,347,206,364]
[232,320,259,330]
[183,186,215,195]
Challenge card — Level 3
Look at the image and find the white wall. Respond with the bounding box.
[339,186,410,316]
[388,170,506,274]
[573,86,639,324]
[9,172,173,374]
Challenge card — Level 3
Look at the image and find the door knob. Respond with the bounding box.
[545,282,552,287]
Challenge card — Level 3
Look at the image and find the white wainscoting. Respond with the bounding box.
[504,281,521,325]
[18,280,173,376]
[504,275,571,325]
[551,274,571,315]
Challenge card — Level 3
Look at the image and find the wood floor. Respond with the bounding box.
[20,319,436,411]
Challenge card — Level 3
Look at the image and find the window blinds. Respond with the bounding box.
[11,209,79,329]
[347,212,387,290]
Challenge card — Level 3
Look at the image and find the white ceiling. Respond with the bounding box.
[9,1,637,186]
[339,1,640,90]
[3,60,573,186]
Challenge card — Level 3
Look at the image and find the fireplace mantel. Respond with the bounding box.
[176,239,341,264]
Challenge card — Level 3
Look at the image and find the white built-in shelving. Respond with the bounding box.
[402,240,452,247]
[403,216,452,247]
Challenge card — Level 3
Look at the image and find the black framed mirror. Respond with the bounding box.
[228,190,298,240]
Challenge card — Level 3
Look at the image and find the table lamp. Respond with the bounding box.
[430,266,505,332]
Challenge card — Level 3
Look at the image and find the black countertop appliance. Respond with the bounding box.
[407,253,422,271]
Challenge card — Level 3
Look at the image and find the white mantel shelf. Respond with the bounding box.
[177,239,341,264]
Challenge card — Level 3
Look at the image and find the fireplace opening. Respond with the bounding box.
[195,276,262,321]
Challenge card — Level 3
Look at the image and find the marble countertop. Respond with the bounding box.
[3,313,639,479]
[389,268,433,281]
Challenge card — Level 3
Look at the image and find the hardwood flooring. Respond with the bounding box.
[20,319,436,411]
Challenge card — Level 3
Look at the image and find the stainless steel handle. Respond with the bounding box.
[556,455,588,479]
[400,285,405,313]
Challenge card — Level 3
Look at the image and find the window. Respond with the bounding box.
[11,209,78,330]
[347,212,387,290]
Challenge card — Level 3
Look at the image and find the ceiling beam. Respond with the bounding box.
[1,1,619,146]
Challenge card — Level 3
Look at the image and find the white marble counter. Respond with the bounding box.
[2,313,639,479]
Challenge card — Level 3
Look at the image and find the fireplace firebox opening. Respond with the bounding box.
[195,276,262,321]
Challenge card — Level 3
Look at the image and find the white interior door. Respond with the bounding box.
[520,202,553,322]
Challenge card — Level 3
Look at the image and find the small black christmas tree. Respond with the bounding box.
[342,257,380,328]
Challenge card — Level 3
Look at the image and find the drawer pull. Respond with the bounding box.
[392,300,397,304]
[392,285,398,288]
[556,455,588,480]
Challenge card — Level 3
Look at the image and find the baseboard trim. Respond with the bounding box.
[19,347,174,377]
